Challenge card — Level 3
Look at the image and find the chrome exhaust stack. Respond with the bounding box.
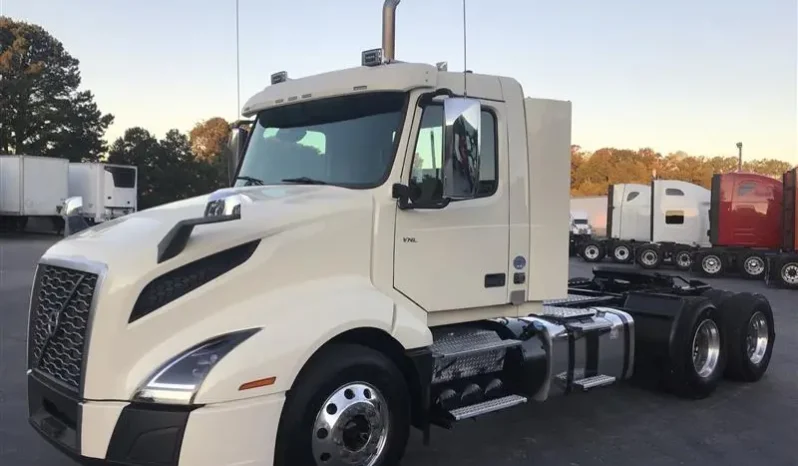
[382,0,400,63]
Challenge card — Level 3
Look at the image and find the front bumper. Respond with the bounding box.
[28,372,285,466]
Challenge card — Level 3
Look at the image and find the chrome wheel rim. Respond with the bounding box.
[692,319,721,378]
[746,311,769,365]
[780,263,798,285]
[641,250,658,266]
[584,245,600,260]
[676,252,692,268]
[312,382,389,466]
[614,246,630,261]
[744,256,765,277]
[702,255,722,274]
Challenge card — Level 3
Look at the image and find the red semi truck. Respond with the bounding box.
[692,172,783,280]
[695,167,798,288]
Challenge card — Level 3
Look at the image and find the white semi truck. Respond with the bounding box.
[578,180,712,270]
[27,3,776,466]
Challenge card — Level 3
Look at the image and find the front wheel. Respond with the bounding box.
[274,343,410,466]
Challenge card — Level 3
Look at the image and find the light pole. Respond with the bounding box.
[736,142,743,171]
[235,0,241,118]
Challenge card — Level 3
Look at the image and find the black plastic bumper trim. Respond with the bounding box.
[29,372,198,466]
[105,403,195,466]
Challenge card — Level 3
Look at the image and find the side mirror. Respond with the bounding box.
[226,126,250,185]
[60,196,91,237]
[442,97,481,200]
[61,196,83,218]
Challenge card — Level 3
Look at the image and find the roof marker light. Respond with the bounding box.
[362,48,383,67]
[271,71,288,85]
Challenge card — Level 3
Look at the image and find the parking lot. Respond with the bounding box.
[1,234,796,466]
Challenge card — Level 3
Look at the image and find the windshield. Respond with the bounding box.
[235,91,407,188]
[574,219,588,225]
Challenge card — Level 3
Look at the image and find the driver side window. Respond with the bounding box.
[409,104,497,202]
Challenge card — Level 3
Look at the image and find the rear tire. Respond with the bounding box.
[636,244,662,269]
[580,240,605,263]
[739,251,767,280]
[610,242,633,264]
[697,250,725,277]
[274,343,410,466]
[667,298,725,399]
[673,249,693,271]
[715,293,775,382]
[777,256,798,289]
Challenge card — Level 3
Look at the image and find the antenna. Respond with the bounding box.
[462,0,468,96]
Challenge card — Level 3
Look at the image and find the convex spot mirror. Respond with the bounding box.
[442,97,481,200]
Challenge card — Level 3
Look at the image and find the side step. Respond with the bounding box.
[556,373,617,391]
[447,394,528,421]
[574,374,616,390]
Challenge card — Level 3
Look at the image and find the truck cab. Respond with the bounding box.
[26,2,775,466]
[570,210,593,236]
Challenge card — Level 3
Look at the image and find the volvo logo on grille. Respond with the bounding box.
[45,307,62,338]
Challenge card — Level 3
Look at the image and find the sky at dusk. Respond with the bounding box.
[4,0,797,162]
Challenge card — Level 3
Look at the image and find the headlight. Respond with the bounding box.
[133,328,260,405]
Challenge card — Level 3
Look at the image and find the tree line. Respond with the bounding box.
[2,17,793,209]
[570,146,793,197]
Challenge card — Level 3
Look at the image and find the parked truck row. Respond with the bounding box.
[0,155,138,232]
[572,169,798,288]
[27,3,776,466]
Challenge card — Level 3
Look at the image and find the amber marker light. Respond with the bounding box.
[239,377,277,391]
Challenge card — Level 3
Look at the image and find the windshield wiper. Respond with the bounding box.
[235,176,264,186]
[281,177,329,185]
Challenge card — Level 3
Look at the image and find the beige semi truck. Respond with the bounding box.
[27,2,775,465]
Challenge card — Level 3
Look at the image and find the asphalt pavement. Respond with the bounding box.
[1,234,796,466]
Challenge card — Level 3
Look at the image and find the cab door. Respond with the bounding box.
[393,99,510,312]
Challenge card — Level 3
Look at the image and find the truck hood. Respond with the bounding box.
[44,184,374,269]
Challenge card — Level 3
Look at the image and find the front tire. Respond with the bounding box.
[274,343,410,466]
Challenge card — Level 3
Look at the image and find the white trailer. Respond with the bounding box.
[68,162,138,224]
[27,3,776,466]
[0,155,68,231]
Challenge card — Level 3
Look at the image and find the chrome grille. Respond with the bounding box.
[28,264,98,391]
